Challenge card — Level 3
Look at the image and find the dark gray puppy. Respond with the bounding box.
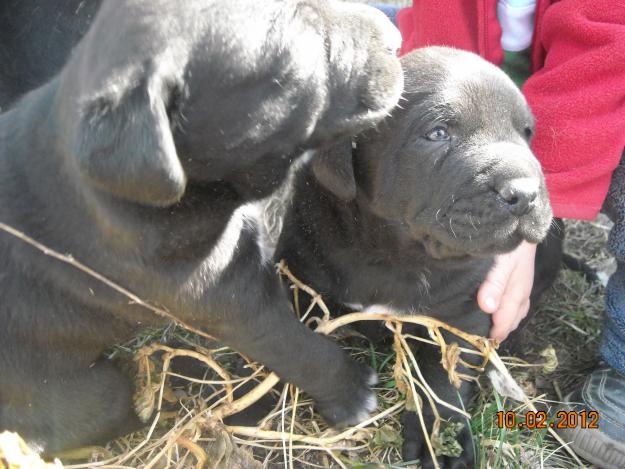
[0,0,403,454]
[275,47,553,468]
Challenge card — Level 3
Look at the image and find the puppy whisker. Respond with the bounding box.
[449,217,457,239]
[550,218,563,234]
[435,208,446,228]
[467,213,479,233]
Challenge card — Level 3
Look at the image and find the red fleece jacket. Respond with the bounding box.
[397,0,625,220]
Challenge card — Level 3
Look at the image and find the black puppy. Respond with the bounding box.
[0,0,403,454]
[275,47,553,467]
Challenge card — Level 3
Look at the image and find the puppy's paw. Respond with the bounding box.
[316,362,378,427]
[402,411,475,468]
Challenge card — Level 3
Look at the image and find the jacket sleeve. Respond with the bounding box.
[396,1,503,64]
[523,0,625,220]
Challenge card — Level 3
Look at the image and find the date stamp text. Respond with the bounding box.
[496,411,599,430]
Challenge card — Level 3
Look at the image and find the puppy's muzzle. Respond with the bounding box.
[436,141,552,253]
[336,3,403,117]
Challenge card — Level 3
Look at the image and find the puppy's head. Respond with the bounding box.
[55,0,402,207]
[313,47,552,258]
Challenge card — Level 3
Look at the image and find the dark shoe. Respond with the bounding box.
[558,368,625,469]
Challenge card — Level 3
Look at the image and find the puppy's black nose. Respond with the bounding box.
[495,178,538,216]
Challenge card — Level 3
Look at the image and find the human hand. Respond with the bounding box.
[477,241,538,342]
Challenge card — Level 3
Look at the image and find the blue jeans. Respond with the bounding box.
[601,158,625,375]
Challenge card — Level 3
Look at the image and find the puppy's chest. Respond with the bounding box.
[339,258,488,316]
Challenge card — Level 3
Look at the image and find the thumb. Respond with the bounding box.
[477,254,514,314]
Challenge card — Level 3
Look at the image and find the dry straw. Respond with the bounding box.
[0,222,583,468]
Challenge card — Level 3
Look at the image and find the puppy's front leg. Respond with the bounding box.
[402,306,490,468]
[205,264,377,427]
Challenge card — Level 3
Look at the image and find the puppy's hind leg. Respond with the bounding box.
[0,356,141,456]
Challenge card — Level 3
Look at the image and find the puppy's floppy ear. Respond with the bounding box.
[73,77,186,207]
[311,139,357,201]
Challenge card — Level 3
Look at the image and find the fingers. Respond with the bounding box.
[490,297,530,342]
[477,241,537,341]
[477,251,515,314]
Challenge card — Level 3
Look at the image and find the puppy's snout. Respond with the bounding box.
[336,3,403,114]
[380,18,402,56]
[495,178,539,216]
[346,3,402,55]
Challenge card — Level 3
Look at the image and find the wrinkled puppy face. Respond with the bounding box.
[60,0,402,207]
[356,47,552,258]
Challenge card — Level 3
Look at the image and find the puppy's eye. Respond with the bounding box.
[426,126,450,141]
[524,126,533,139]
